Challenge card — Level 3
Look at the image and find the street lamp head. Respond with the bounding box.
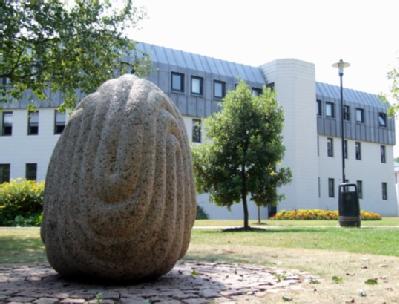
[332,59,350,76]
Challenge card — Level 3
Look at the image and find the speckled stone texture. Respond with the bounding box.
[41,74,197,282]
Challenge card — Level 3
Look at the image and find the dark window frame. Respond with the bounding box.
[252,88,262,96]
[378,112,387,127]
[327,137,334,157]
[381,145,386,163]
[27,111,39,135]
[192,119,202,143]
[328,178,335,198]
[54,110,66,134]
[326,102,335,118]
[317,99,322,116]
[343,105,350,120]
[382,182,388,200]
[355,142,362,160]
[25,163,37,181]
[357,180,363,199]
[355,108,365,123]
[1,111,13,136]
[213,80,226,99]
[171,72,185,92]
[0,163,10,183]
[191,76,203,96]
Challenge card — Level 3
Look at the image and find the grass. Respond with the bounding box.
[0,227,46,264]
[191,227,399,257]
[1,223,398,264]
[1,225,399,303]
[194,217,399,227]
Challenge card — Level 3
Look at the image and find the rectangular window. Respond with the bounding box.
[252,88,262,96]
[1,111,13,136]
[54,110,66,134]
[355,108,364,123]
[343,105,350,120]
[378,112,387,127]
[355,142,361,160]
[214,80,226,99]
[328,178,335,198]
[27,111,39,135]
[382,182,388,200]
[381,145,386,163]
[327,137,334,157]
[192,119,202,143]
[317,99,322,116]
[326,102,335,118]
[357,180,363,199]
[25,163,37,181]
[171,72,184,92]
[318,177,321,197]
[344,140,348,159]
[191,76,203,95]
[0,164,10,184]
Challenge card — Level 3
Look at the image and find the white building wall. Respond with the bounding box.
[0,108,66,181]
[318,135,398,215]
[261,59,319,211]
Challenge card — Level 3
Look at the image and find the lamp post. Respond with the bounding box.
[332,59,350,183]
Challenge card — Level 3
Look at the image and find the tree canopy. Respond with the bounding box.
[388,63,399,115]
[192,81,291,229]
[0,0,150,109]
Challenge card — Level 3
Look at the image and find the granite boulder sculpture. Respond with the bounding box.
[41,74,197,282]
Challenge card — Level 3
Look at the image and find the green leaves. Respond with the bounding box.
[192,81,291,209]
[0,0,149,109]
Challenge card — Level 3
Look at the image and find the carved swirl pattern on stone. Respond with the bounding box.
[41,74,197,282]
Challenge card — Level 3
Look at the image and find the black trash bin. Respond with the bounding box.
[338,183,361,227]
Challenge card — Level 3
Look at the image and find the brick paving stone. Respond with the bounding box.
[182,298,209,304]
[0,261,316,304]
[7,297,35,303]
[33,298,59,304]
[60,299,85,304]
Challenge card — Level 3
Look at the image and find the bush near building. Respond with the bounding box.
[272,209,381,220]
[0,179,44,226]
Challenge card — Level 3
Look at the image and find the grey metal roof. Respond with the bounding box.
[316,82,388,109]
[136,42,265,84]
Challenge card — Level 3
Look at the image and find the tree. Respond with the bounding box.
[192,81,291,230]
[0,0,150,109]
[388,63,399,115]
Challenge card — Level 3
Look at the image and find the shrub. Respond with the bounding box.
[271,209,381,220]
[196,205,209,220]
[0,179,44,226]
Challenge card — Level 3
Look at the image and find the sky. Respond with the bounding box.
[130,0,399,153]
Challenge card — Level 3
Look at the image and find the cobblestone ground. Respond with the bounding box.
[0,261,316,304]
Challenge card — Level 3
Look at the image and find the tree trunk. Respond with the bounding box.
[257,205,261,224]
[241,163,249,229]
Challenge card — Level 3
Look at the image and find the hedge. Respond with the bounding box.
[0,179,44,226]
[271,209,381,220]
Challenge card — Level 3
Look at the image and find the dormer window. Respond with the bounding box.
[378,113,387,127]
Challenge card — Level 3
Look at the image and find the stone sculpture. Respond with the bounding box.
[41,74,197,282]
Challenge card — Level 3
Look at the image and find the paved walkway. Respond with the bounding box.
[0,261,316,304]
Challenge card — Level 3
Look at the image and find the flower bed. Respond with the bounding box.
[271,209,381,220]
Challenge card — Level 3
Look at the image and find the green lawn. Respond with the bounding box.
[194,217,399,227]
[1,223,399,264]
[191,227,399,257]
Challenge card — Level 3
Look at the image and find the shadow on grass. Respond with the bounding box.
[218,227,331,233]
[0,237,46,264]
